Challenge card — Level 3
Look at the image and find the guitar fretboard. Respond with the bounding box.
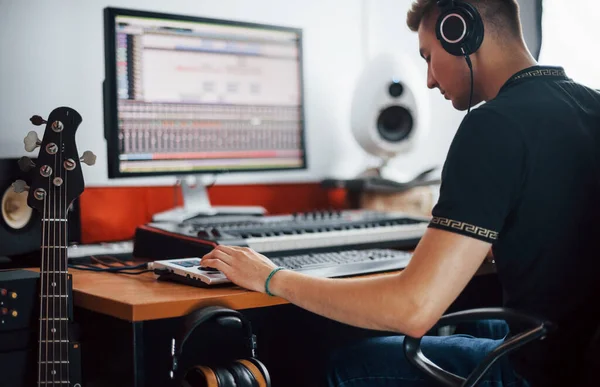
[39,217,70,387]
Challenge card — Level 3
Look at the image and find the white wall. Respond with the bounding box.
[2,0,541,187]
[538,0,600,89]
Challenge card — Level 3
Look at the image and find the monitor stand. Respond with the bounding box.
[152,176,266,223]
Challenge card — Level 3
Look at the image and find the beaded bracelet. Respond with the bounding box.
[265,267,285,296]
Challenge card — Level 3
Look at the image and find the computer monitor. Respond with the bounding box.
[103,7,306,222]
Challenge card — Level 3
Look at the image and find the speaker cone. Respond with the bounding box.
[1,186,33,230]
[376,106,413,143]
[388,82,404,98]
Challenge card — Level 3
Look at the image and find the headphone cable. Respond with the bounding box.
[462,47,474,114]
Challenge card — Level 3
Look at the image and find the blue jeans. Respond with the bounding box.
[326,320,530,387]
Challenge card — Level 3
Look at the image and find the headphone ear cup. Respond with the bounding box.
[214,367,237,387]
[183,365,220,387]
[436,9,470,55]
[237,358,271,387]
[436,2,484,56]
[228,362,258,387]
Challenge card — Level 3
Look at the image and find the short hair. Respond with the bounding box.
[406,0,522,39]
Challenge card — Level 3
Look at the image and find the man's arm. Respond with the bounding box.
[269,228,491,337]
[202,227,491,338]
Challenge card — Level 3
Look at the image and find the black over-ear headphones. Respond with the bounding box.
[435,0,484,56]
[171,305,271,387]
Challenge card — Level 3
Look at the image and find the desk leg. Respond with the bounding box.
[133,322,145,387]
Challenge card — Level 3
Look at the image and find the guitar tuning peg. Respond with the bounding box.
[24,131,41,152]
[30,115,47,126]
[18,156,36,172]
[80,150,97,166]
[12,180,30,193]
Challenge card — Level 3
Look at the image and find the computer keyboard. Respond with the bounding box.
[271,249,411,270]
[151,248,413,286]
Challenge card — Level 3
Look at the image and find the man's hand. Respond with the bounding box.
[201,245,277,293]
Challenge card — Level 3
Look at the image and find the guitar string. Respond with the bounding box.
[38,175,47,386]
[59,131,63,385]
[58,131,62,386]
[45,164,51,384]
[65,154,70,385]
[52,145,57,385]
[61,130,69,385]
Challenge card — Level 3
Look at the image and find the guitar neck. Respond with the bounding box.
[18,106,87,387]
[39,217,70,386]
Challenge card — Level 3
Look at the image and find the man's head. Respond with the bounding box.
[407,0,523,110]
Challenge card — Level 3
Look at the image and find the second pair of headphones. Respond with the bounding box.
[436,0,485,56]
[171,306,271,387]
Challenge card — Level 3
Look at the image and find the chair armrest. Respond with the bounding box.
[403,307,556,387]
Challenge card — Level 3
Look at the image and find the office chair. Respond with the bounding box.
[403,308,553,387]
[403,307,600,387]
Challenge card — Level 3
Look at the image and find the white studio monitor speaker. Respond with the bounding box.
[351,53,430,171]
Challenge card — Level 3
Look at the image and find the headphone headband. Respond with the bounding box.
[172,305,256,373]
[171,306,272,387]
[437,0,454,8]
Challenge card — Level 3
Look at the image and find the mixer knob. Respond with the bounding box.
[197,229,210,239]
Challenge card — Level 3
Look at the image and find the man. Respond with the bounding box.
[201,0,600,385]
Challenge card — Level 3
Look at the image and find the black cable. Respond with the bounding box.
[68,262,148,273]
[462,49,474,114]
[67,260,171,277]
[75,262,101,269]
[90,256,125,268]
[67,254,176,277]
[67,265,154,275]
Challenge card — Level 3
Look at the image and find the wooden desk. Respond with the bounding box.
[68,268,290,322]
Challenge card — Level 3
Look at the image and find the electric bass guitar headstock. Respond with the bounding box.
[12,107,95,216]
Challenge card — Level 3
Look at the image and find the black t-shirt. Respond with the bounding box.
[429,65,600,386]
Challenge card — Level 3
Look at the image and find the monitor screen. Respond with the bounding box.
[103,8,307,178]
